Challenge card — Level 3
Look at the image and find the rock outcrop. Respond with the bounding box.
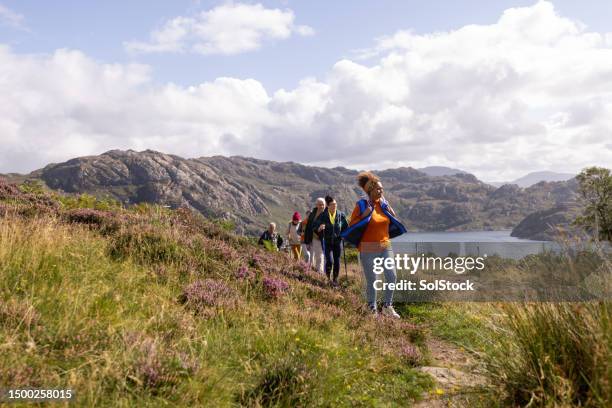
[511,205,582,241]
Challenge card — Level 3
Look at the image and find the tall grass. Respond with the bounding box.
[484,302,610,407]
[476,237,612,406]
[401,237,611,406]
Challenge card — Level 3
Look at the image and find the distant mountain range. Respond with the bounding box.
[1,150,583,239]
[488,171,576,188]
[416,166,468,177]
[415,167,576,188]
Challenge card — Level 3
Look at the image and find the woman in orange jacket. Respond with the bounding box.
[343,171,407,318]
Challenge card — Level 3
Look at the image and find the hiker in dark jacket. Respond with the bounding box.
[297,210,311,263]
[258,222,283,251]
[303,198,326,273]
[312,196,348,286]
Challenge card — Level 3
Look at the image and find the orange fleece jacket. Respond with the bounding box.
[349,200,390,251]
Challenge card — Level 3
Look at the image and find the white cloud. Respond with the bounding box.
[1,1,611,181]
[0,44,274,171]
[0,3,26,30]
[124,2,314,55]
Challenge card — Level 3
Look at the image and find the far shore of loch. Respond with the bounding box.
[394,230,543,243]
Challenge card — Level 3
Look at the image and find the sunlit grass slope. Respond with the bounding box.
[0,180,432,407]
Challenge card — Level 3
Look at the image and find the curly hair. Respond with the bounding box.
[357,171,380,193]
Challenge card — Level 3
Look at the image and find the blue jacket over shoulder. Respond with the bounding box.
[340,198,407,246]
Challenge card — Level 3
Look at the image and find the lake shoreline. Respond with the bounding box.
[394,230,546,243]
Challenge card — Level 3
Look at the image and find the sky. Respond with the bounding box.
[0,0,611,181]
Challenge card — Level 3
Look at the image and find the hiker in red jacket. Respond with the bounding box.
[286,212,302,260]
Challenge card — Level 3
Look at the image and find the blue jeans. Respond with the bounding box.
[360,247,396,308]
[324,240,342,281]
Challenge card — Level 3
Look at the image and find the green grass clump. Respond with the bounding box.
[57,193,124,212]
[237,354,314,407]
[484,302,611,407]
[108,227,188,265]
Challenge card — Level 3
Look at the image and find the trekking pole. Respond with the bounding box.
[342,240,346,278]
[321,233,326,278]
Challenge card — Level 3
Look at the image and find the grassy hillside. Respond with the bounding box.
[1,179,609,407]
[0,180,434,406]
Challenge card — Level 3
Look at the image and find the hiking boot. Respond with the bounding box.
[382,305,400,319]
[369,305,378,317]
[331,279,339,288]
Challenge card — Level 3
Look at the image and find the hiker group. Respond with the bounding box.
[259,195,347,285]
[258,171,407,318]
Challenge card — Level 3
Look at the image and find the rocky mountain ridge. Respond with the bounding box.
[8,149,581,237]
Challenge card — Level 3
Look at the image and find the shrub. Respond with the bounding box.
[123,334,198,395]
[235,266,252,280]
[0,180,22,200]
[17,180,46,195]
[262,277,290,300]
[249,251,284,273]
[64,208,120,234]
[109,228,186,265]
[249,253,264,268]
[397,342,423,367]
[209,240,237,262]
[286,264,328,289]
[58,193,123,211]
[0,180,59,211]
[214,218,236,232]
[179,279,237,314]
[296,260,311,274]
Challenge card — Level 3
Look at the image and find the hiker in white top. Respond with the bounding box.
[286,212,302,260]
